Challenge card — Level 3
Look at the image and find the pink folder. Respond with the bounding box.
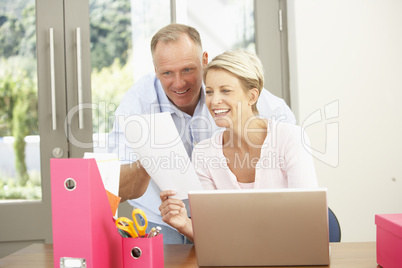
[51,158,123,268]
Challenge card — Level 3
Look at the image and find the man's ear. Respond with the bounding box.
[249,88,259,106]
[202,51,209,67]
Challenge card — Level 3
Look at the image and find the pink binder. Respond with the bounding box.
[51,158,123,268]
[51,158,164,268]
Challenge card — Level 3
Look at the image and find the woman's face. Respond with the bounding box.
[205,69,253,129]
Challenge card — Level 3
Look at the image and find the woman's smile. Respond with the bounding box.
[212,108,230,117]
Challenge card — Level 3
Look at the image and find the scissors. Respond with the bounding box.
[115,208,148,238]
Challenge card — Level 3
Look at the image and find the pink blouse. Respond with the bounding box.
[191,120,318,190]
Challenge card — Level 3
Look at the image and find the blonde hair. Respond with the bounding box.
[151,23,203,58]
[203,50,264,114]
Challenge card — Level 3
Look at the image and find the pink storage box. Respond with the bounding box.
[375,214,402,268]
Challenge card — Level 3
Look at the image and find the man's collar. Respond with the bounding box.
[193,84,206,116]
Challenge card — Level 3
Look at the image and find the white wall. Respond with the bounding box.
[287,0,402,242]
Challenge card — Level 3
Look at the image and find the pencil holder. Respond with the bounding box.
[122,234,164,268]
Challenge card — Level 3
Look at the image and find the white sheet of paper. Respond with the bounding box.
[119,112,203,199]
[83,153,120,197]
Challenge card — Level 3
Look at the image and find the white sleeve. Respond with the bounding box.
[257,89,296,124]
[107,88,142,164]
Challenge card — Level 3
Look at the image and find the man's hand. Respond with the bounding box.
[118,161,151,202]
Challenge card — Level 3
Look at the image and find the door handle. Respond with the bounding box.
[76,27,84,129]
[49,28,57,131]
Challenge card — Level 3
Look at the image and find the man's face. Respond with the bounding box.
[153,34,208,115]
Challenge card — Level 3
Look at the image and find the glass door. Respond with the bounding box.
[0,0,41,202]
[1,0,93,257]
[0,0,56,257]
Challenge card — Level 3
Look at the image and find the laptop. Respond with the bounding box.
[188,188,330,267]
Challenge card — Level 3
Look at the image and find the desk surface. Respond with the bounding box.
[0,242,378,268]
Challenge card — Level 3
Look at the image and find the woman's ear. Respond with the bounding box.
[249,88,259,107]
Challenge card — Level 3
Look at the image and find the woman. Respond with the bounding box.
[159,50,318,241]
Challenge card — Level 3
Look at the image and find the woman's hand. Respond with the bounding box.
[159,190,194,241]
[159,190,188,230]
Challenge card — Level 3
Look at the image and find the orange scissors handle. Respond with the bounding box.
[132,208,148,237]
[115,217,139,238]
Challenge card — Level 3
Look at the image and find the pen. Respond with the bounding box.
[155,226,162,236]
[147,227,157,238]
[147,226,162,238]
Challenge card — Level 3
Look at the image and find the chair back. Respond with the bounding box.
[328,207,341,242]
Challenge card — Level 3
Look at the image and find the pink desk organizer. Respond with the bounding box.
[122,234,164,267]
[51,158,164,268]
[375,213,402,268]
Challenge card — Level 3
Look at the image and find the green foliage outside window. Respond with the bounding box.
[89,0,132,71]
[0,59,38,186]
[91,56,134,134]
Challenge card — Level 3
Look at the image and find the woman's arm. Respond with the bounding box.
[192,144,218,190]
[159,190,194,242]
[283,125,318,188]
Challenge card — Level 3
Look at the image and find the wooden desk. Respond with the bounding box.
[0,242,379,268]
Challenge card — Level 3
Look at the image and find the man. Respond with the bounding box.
[108,23,296,244]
